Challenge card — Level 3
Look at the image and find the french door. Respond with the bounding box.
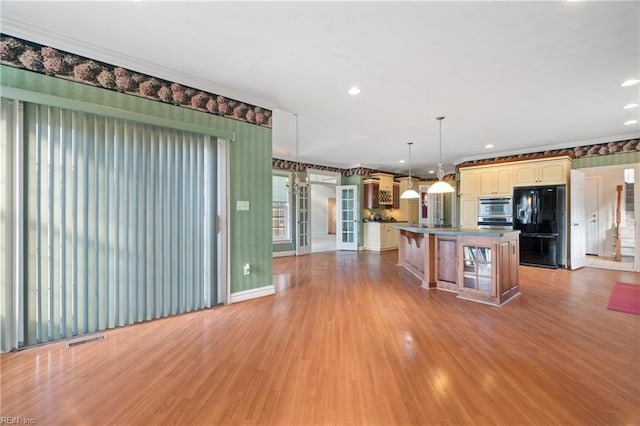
[336,185,359,250]
[296,184,311,255]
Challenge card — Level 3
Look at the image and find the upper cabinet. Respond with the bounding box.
[512,158,571,186]
[460,165,512,197]
[363,179,380,209]
[459,169,478,197]
[370,173,396,206]
[478,166,512,196]
[392,183,400,209]
[461,157,571,194]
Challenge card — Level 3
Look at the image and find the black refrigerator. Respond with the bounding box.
[513,185,566,268]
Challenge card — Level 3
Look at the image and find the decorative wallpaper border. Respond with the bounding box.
[457,138,639,169]
[272,158,375,177]
[0,34,272,128]
[5,34,634,171]
[275,138,638,181]
[272,157,451,182]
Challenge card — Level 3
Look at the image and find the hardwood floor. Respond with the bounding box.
[1,251,639,425]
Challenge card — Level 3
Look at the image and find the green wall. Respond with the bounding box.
[1,65,272,295]
[573,151,640,169]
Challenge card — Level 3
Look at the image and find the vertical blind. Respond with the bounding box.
[1,98,220,348]
[0,99,15,352]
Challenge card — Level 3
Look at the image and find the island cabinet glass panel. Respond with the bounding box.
[462,245,495,295]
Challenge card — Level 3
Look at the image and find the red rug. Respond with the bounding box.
[607,282,640,315]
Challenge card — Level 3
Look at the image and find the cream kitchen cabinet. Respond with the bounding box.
[478,166,512,196]
[512,158,571,186]
[459,169,478,197]
[460,197,478,229]
[364,222,398,251]
[458,157,571,232]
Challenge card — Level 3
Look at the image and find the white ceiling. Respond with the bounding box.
[2,1,639,177]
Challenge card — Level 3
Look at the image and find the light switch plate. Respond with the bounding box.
[237,201,250,211]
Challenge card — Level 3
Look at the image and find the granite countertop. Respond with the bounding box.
[393,224,520,237]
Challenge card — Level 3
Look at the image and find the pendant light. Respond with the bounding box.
[427,116,455,194]
[400,142,420,199]
[287,113,307,195]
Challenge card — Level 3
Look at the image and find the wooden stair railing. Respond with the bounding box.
[615,184,622,262]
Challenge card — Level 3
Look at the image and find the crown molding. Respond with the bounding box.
[0,18,276,110]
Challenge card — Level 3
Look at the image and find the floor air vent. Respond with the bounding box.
[67,335,106,348]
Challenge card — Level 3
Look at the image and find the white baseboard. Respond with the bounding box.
[230,285,275,303]
[273,251,295,258]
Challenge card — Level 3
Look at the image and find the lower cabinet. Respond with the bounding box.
[460,243,496,297]
[398,230,425,282]
[460,197,478,229]
[436,237,457,292]
[499,239,519,295]
[364,223,398,251]
[457,235,520,305]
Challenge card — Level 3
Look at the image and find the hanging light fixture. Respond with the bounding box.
[427,116,455,194]
[287,113,307,195]
[400,142,420,199]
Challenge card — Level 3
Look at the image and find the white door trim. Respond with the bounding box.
[584,176,601,255]
[570,169,586,270]
[217,139,229,305]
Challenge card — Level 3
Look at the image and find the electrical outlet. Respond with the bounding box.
[243,263,251,276]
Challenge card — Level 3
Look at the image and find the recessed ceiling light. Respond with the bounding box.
[620,79,640,87]
[624,119,638,125]
[485,144,494,149]
[348,86,361,96]
[428,170,435,174]
[622,103,639,109]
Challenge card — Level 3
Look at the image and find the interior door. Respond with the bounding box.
[336,185,358,251]
[570,169,586,269]
[584,176,600,255]
[296,184,311,256]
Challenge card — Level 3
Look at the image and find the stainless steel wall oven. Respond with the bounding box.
[477,197,513,229]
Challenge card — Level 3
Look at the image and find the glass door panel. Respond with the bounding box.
[296,184,311,255]
[336,185,358,250]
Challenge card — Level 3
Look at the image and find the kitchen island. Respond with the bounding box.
[394,225,521,306]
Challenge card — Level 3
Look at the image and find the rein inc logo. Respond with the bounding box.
[0,418,35,424]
